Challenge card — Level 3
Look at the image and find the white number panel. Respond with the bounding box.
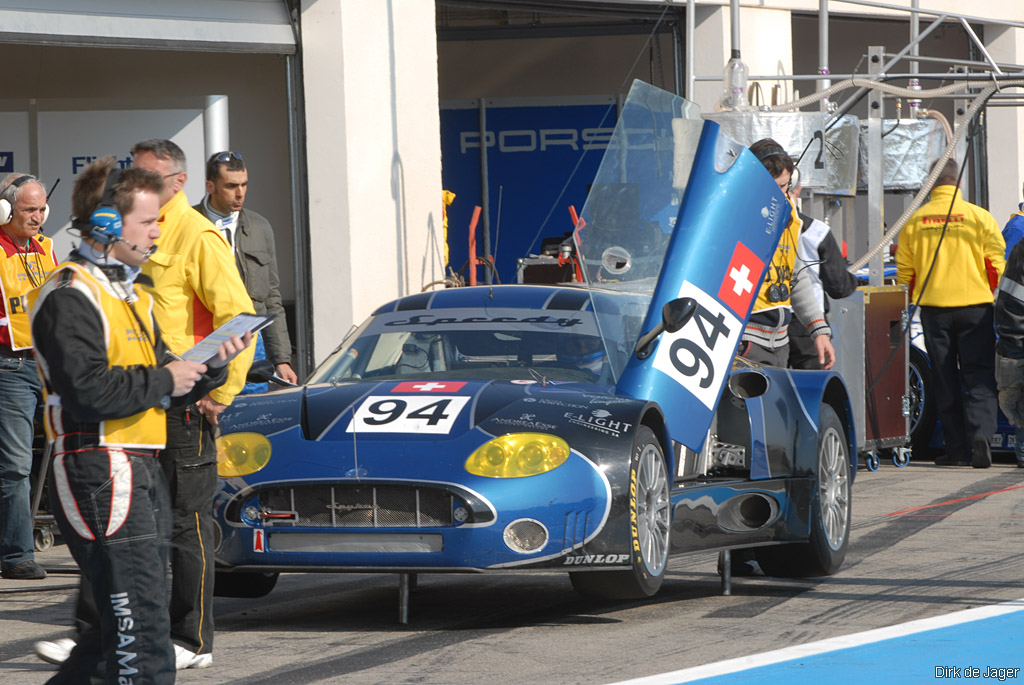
[652,280,742,410]
[346,395,471,434]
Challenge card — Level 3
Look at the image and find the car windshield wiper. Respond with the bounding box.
[527,366,548,387]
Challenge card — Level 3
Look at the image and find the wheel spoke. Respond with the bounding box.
[634,441,669,574]
[818,425,850,548]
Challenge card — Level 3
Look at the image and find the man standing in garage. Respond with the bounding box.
[195,150,297,391]
[896,159,1005,468]
[131,138,256,668]
[0,173,57,582]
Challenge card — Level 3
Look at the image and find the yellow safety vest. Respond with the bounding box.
[0,232,58,349]
[29,263,167,449]
[752,202,801,312]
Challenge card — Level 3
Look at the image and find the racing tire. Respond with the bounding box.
[570,426,670,600]
[755,405,851,577]
[908,346,938,458]
[214,570,280,598]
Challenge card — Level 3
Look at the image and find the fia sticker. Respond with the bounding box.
[652,280,742,409]
[347,395,471,434]
[254,529,265,553]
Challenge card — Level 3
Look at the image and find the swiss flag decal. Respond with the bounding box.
[254,529,265,553]
[392,381,467,393]
[717,242,765,317]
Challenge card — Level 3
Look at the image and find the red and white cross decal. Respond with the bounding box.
[392,381,467,393]
[254,528,265,553]
[717,241,764,317]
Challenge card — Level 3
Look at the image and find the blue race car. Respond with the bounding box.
[213,81,856,601]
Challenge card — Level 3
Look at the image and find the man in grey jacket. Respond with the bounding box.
[196,151,297,387]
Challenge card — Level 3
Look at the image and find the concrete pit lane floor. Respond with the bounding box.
[2,456,1023,684]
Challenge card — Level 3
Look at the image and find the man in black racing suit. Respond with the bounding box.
[28,158,249,684]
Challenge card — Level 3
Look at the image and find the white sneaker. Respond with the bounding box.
[174,644,213,669]
[34,637,76,665]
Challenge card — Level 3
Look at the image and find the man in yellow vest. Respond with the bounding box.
[740,139,835,370]
[0,172,58,581]
[29,157,249,683]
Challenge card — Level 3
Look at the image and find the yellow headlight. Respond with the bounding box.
[465,433,570,478]
[216,432,272,477]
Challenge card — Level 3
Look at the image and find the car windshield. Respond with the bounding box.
[573,81,703,365]
[309,303,644,385]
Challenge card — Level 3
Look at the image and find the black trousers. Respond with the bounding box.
[68,404,219,660]
[788,317,823,370]
[48,449,174,685]
[920,304,998,459]
[160,403,218,656]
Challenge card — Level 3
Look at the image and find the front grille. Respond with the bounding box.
[258,484,455,528]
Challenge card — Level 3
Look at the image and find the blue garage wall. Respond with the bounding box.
[440,97,617,285]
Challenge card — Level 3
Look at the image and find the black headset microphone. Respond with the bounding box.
[78,168,157,258]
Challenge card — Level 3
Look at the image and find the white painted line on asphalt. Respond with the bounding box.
[612,597,1024,684]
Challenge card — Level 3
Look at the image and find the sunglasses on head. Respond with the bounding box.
[215,151,244,164]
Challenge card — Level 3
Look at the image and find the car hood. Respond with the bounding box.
[222,379,641,445]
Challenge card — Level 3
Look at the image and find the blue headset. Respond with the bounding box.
[89,169,123,245]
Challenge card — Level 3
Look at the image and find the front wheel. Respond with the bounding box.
[570,426,670,599]
[756,405,851,577]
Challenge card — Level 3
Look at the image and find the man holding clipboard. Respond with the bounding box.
[30,158,251,681]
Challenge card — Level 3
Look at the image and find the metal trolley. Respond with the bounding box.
[831,285,911,471]
[29,440,57,552]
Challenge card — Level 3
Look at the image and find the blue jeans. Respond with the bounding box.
[241,332,269,394]
[0,356,42,568]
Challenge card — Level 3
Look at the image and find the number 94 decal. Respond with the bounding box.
[347,395,471,434]
[652,281,742,410]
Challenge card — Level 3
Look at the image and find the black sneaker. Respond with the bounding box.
[2,560,46,580]
[971,435,992,469]
[934,455,970,466]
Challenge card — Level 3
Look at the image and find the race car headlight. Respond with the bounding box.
[465,433,570,478]
[216,432,272,477]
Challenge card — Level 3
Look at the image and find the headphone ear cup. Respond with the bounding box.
[42,204,49,226]
[89,206,123,245]
[0,199,11,225]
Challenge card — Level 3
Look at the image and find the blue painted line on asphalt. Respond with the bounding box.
[616,599,1024,684]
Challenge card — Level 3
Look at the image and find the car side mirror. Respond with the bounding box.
[635,297,697,360]
[662,297,696,334]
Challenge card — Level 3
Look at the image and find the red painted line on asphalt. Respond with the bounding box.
[895,514,1024,518]
[886,484,1024,516]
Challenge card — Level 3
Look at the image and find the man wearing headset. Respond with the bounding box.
[29,157,249,683]
[0,172,57,581]
[740,139,835,370]
[195,150,298,391]
[728,140,836,578]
